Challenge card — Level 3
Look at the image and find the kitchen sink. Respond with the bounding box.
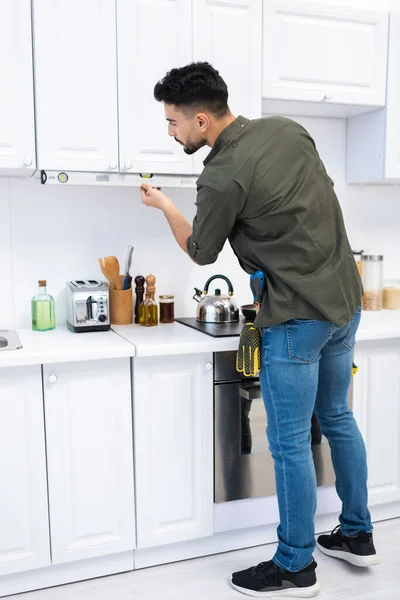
[0,330,23,351]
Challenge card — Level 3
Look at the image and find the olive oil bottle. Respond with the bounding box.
[139,274,158,327]
[31,280,56,331]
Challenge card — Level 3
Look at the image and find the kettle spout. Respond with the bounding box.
[193,287,204,303]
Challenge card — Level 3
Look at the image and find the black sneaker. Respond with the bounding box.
[231,559,320,597]
[317,525,379,567]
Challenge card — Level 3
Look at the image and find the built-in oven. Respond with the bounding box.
[214,351,349,503]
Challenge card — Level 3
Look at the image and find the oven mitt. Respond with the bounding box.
[236,323,262,377]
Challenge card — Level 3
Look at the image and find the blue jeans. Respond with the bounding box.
[259,307,372,572]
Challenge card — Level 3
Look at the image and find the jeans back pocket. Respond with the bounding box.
[286,319,334,363]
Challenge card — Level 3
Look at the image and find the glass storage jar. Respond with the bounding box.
[159,295,175,323]
[383,280,400,310]
[362,255,383,311]
[352,250,364,278]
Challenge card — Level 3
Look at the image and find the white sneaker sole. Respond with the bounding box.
[316,542,380,567]
[230,579,321,598]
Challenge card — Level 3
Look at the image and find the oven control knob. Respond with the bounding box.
[98,314,107,323]
[205,362,213,371]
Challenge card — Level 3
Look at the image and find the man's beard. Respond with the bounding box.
[175,137,205,155]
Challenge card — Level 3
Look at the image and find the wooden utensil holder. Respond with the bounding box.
[110,276,133,325]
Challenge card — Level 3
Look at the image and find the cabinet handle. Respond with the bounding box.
[109,161,117,170]
[23,157,33,167]
[124,160,133,170]
[205,362,213,371]
[323,93,332,101]
[48,374,58,384]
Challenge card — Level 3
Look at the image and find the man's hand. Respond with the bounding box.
[140,183,172,211]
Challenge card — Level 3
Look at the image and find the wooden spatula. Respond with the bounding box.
[104,255,122,290]
[98,257,118,290]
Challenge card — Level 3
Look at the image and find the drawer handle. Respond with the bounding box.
[48,374,58,384]
[240,383,262,401]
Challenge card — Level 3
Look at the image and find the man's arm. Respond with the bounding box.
[163,202,193,254]
[140,182,242,265]
[140,183,191,254]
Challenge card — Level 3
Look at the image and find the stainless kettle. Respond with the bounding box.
[193,275,239,323]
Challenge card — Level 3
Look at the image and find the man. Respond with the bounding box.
[140,62,378,598]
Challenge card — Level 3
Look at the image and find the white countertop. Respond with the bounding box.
[112,322,240,357]
[1,310,400,368]
[114,310,400,358]
[355,310,400,342]
[0,327,135,369]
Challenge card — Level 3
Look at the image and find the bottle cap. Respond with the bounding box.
[38,280,47,286]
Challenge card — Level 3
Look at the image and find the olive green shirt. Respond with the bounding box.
[186,116,362,328]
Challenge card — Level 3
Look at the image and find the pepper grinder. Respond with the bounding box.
[134,275,145,324]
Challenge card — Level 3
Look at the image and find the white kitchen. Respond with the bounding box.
[1,0,400,599]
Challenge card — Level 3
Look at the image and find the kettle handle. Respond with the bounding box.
[203,274,234,296]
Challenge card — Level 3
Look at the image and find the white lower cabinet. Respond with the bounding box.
[133,353,214,548]
[0,366,50,575]
[354,343,400,505]
[43,358,135,563]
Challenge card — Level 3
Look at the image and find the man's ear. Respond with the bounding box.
[196,112,210,131]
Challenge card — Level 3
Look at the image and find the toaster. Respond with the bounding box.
[66,280,110,332]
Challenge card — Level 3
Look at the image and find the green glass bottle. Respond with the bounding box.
[31,280,56,331]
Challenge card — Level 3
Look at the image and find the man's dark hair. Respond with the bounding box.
[154,62,229,118]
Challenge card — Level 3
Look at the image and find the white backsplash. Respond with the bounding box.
[1,115,400,330]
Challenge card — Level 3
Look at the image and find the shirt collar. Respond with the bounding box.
[203,115,249,166]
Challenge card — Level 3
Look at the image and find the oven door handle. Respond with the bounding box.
[239,382,262,401]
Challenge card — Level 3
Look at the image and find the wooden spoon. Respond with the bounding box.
[104,255,122,290]
[98,257,115,289]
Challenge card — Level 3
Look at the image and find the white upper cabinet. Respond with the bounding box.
[117,0,194,175]
[0,0,36,176]
[263,1,389,117]
[33,0,119,172]
[193,0,262,173]
[43,359,135,564]
[0,366,50,575]
[347,13,400,183]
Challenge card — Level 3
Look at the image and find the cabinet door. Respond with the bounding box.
[0,366,50,575]
[0,0,36,175]
[43,359,135,563]
[117,0,194,175]
[263,0,388,107]
[385,13,400,180]
[193,0,262,174]
[134,353,214,548]
[33,0,119,172]
[353,345,400,505]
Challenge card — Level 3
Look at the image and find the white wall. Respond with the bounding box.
[0,179,13,329]
[1,114,399,330]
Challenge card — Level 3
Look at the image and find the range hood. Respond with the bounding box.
[38,170,198,189]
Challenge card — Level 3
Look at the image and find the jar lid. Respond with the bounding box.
[352,249,364,254]
[363,255,384,261]
[159,294,174,299]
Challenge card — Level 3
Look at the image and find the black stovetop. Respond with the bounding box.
[175,317,246,338]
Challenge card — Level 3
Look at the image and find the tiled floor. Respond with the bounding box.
[20,518,400,600]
